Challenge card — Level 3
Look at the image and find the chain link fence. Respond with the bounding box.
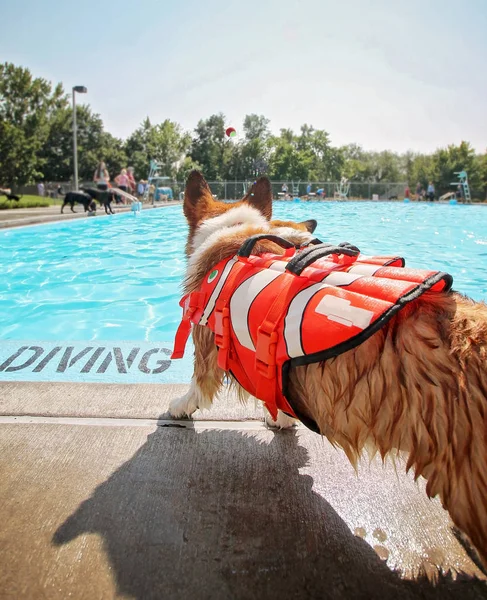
[16,180,486,202]
[176,181,409,201]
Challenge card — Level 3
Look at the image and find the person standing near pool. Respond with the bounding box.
[427,181,435,202]
[114,169,130,204]
[94,161,110,191]
[415,182,422,201]
[127,167,136,195]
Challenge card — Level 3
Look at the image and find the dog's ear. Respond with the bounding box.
[300,219,317,233]
[243,176,272,220]
[183,171,214,226]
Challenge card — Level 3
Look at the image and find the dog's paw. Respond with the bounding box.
[168,392,199,418]
[265,409,298,430]
[168,378,211,418]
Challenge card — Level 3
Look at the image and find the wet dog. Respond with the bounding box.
[169,171,487,569]
[61,191,93,213]
[81,187,115,215]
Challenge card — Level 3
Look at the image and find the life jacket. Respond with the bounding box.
[172,235,453,432]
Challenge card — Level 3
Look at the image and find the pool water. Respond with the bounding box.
[1,202,487,342]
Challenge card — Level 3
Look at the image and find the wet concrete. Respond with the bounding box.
[0,382,486,599]
[0,381,263,420]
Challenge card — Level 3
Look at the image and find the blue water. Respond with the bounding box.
[1,203,486,342]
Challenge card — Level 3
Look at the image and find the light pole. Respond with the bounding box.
[72,86,88,191]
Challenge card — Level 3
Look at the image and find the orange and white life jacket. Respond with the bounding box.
[172,235,453,432]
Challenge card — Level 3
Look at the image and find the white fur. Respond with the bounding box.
[169,377,214,417]
[265,409,299,429]
[271,226,314,245]
[190,205,269,256]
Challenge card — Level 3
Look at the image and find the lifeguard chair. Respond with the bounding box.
[451,170,471,203]
[334,177,350,200]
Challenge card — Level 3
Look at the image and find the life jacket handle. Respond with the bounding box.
[237,234,296,258]
[285,242,360,276]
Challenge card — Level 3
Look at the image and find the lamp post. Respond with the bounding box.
[72,86,88,191]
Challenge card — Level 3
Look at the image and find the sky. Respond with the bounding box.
[1,0,486,153]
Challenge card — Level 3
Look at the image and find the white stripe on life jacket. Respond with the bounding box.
[348,264,381,276]
[321,271,363,286]
[199,257,238,326]
[284,283,331,358]
[229,269,283,351]
[268,260,287,272]
[315,295,374,329]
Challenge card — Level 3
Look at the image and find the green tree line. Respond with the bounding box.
[1,62,486,198]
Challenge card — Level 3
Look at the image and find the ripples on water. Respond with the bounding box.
[0,202,486,341]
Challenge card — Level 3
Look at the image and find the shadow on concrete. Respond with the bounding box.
[53,426,486,600]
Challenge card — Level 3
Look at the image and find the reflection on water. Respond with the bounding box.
[1,202,486,342]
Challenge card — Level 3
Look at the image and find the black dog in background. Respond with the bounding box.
[60,188,115,215]
[0,188,22,201]
[82,187,115,214]
[60,191,94,214]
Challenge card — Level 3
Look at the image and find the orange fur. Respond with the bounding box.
[178,171,487,568]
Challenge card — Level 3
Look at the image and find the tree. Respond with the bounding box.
[367,151,402,182]
[267,126,342,182]
[242,114,270,141]
[429,142,480,195]
[0,62,66,186]
[175,156,203,182]
[217,115,272,181]
[341,144,373,181]
[125,118,191,180]
[476,150,487,200]
[38,103,127,183]
[190,114,231,180]
[408,154,434,189]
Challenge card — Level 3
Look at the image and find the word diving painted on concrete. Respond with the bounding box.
[0,341,193,384]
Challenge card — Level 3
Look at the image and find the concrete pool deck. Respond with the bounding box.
[0,381,486,599]
[0,201,181,229]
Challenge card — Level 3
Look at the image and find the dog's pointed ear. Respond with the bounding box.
[243,176,272,220]
[183,171,213,226]
[300,219,317,233]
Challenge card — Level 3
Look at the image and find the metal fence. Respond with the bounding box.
[16,180,486,202]
[172,181,409,201]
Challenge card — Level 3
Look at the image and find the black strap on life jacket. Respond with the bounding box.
[237,234,295,257]
[285,241,360,276]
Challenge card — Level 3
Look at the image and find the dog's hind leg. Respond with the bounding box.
[169,326,223,418]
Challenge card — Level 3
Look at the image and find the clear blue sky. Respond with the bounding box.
[2,0,486,153]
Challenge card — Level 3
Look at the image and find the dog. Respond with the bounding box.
[169,170,487,569]
[60,191,94,214]
[81,187,115,215]
[0,188,21,201]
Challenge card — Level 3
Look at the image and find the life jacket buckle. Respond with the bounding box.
[255,328,278,379]
[182,291,204,320]
[214,302,230,370]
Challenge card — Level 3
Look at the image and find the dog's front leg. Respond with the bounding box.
[265,409,298,429]
[169,326,223,418]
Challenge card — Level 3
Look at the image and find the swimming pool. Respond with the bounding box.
[1,202,487,383]
[1,202,487,343]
